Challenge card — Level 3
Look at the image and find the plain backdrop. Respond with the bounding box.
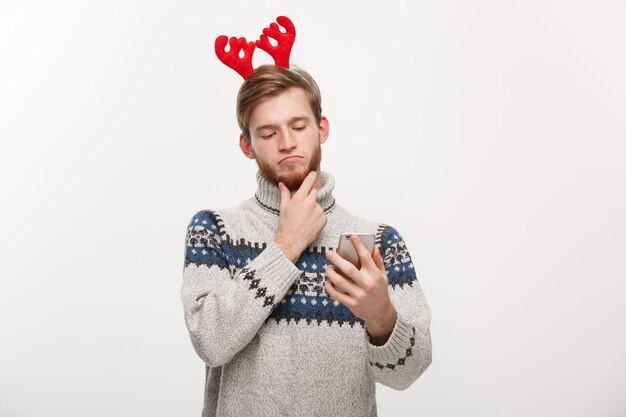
[1,1,625,416]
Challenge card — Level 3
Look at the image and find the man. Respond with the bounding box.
[181,65,431,416]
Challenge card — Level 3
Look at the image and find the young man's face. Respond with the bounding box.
[240,87,329,191]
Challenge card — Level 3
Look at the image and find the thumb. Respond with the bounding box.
[373,246,385,272]
[278,182,290,211]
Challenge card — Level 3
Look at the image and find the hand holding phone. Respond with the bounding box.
[336,233,376,270]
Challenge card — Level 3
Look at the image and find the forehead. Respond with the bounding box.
[249,87,314,129]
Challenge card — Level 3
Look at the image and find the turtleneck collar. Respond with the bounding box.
[254,170,336,215]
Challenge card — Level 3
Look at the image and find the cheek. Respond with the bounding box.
[254,148,267,160]
[251,144,266,159]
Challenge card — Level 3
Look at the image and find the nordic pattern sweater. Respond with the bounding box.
[181,171,432,417]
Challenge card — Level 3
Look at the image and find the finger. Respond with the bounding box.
[293,170,317,199]
[278,182,290,211]
[350,234,376,270]
[326,250,363,285]
[325,278,354,306]
[307,184,319,202]
[326,265,361,296]
[373,246,386,273]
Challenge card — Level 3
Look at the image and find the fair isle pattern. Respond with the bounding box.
[185,212,420,327]
[185,210,364,326]
[375,224,418,289]
[271,249,365,327]
[239,266,276,307]
[185,210,268,271]
[369,326,417,370]
[268,290,365,327]
[185,210,276,309]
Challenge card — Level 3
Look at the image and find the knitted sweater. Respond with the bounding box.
[181,171,432,417]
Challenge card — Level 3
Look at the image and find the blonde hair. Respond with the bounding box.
[236,65,322,140]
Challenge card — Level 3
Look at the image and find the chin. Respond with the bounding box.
[256,144,322,191]
[277,168,311,191]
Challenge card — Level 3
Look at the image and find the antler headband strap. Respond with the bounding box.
[214,16,296,80]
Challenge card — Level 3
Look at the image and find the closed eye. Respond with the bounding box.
[293,125,307,131]
[261,132,275,139]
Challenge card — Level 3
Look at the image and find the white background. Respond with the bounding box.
[1,1,625,416]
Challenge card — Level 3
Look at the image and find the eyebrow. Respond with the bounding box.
[254,116,312,133]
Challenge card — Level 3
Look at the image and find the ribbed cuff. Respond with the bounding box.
[366,312,415,365]
[252,240,302,298]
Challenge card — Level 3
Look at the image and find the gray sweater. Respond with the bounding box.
[181,171,432,417]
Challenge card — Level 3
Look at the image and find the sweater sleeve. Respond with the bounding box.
[181,210,302,367]
[365,225,432,390]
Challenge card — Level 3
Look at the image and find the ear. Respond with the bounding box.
[318,116,330,145]
[239,134,255,159]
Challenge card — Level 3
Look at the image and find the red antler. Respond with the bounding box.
[214,35,256,79]
[255,16,296,68]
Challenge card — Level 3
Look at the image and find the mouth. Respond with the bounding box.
[279,155,304,165]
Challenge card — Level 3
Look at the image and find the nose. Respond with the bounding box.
[277,128,296,152]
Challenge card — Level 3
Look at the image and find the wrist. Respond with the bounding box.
[274,235,302,264]
[366,304,397,342]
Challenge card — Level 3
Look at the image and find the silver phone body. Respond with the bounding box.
[336,233,376,269]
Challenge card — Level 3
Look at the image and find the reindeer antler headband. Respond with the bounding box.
[214,16,296,79]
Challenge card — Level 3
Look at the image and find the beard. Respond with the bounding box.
[255,143,322,191]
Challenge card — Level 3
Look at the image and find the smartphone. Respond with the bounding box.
[336,233,376,269]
